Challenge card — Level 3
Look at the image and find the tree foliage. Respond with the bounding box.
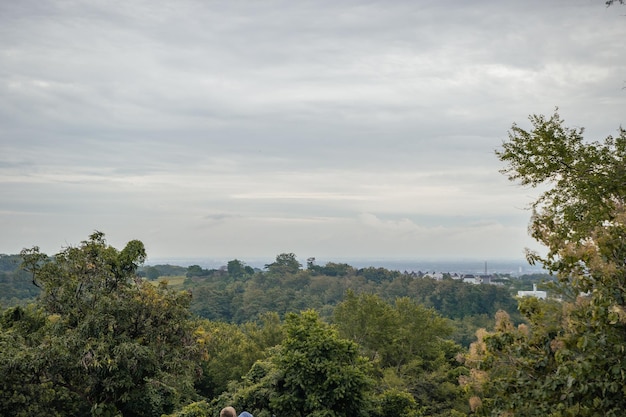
[214,310,374,417]
[227,259,254,278]
[264,253,302,274]
[193,313,284,399]
[178,255,519,345]
[0,254,39,305]
[334,292,469,416]
[464,112,626,416]
[0,232,201,417]
[2,237,528,416]
[497,111,626,276]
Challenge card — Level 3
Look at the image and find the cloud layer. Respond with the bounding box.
[1,0,624,262]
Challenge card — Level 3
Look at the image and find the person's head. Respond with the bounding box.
[220,407,237,417]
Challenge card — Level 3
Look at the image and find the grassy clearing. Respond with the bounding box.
[150,275,186,288]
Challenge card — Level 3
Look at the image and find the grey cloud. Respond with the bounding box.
[1,0,624,259]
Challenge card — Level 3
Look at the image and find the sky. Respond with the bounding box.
[1,0,625,265]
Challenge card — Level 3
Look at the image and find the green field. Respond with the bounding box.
[152,275,186,288]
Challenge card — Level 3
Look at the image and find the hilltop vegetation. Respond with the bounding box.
[0,233,545,417]
[178,257,527,347]
[1,249,534,345]
[0,233,477,417]
[0,242,545,417]
[0,254,40,305]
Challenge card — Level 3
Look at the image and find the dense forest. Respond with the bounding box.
[2,112,626,416]
[1,248,535,343]
[0,232,537,417]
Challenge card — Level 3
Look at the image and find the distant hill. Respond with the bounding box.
[146,257,544,276]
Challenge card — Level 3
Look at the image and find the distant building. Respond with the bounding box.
[479,275,492,285]
[423,272,444,280]
[517,284,547,299]
[462,274,481,285]
[419,271,501,285]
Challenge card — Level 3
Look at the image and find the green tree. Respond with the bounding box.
[0,258,40,305]
[217,310,374,417]
[0,304,84,416]
[497,111,626,304]
[0,254,22,273]
[264,253,301,275]
[145,266,161,280]
[194,313,284,398]
[334,292,469,417]
[333,291,397,363]
[357,267,401,283]
[227,259,247,278]
[1,232,201,417]
[464,112,626,416]
[186,265,208,277]
[314,262,355,277]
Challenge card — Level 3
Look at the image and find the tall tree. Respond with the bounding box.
[496,111,626,299]
[194,313,284,398]
[465,112,626,416]
[334,292,468,417]
[1,232,201,417]
[264,253,302,274]
[227,259,253,278]
[214,310,374,417]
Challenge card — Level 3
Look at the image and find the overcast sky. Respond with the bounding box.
[1,0,624,264]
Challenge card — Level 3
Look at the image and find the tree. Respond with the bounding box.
[272,310,372,417]
[1,232,201,417]
[464,112,626,416]
[194,313,284,398]
[186,265,208,277]
[227,259,246,278]
[496,111,626,298]
[145,266,161,280]
[226,259,254,278]
[334,292,469,417]
[264,253,301,275]
[356,267,400,283]
[0,254,40,305]
[215,310,374,417]
[333,291,397,363]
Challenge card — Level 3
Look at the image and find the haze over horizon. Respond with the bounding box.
[1,0,624,261]
[143,255,545,278]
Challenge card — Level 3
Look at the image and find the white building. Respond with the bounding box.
[517,284,547,299]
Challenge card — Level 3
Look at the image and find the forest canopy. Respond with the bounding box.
[0,231,526,417]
